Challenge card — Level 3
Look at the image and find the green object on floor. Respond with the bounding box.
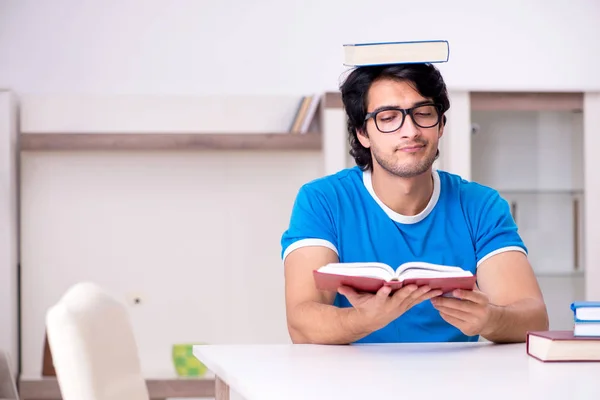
[172,343,208,377]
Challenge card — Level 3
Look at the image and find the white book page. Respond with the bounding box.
[576,308,600,321]
[397,268,473,280]
[318,262,394,281]
[395,261,472,279]
[573,323,600,337]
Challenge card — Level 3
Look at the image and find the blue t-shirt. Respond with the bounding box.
[280,166,527,343]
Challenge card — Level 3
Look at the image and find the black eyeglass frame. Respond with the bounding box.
[364,102,444,133]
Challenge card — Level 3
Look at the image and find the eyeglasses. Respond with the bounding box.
[364,103,442,133]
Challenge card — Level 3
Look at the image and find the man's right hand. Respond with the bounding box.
[337,284,443,334]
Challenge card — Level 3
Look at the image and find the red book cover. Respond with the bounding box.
[313,270,477,294]
[526,330,600,362]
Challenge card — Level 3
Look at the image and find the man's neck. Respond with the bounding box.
[370,164,434,216]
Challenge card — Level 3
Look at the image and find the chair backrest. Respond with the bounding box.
[0,350,19,399]
[46,282,149,400]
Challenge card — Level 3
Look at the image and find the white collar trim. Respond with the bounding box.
[362,169,441,224]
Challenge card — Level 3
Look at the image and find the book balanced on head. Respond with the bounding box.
[343,39,449,67]
[313,261,476,294]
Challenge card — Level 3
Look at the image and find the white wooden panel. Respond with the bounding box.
[584,92,600,300]
[0,90,19,372]
[322,108,348,175]
[20,150,322,376]
[443,92,471,180]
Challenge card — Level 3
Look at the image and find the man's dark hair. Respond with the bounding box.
[340,63,450,171]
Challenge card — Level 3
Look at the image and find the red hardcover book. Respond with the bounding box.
[526,330,600,362]
[313,261,476,294]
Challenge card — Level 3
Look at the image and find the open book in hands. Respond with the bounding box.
[313,261,476,294]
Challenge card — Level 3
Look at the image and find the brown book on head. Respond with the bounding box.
[527,330,600,362]
[42,333,56,376]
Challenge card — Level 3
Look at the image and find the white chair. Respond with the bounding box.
[46,282,149,400]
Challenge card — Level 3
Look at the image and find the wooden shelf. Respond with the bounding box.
[18,376,215,399]
[19,132,322,151]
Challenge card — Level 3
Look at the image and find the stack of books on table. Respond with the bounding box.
[526,301,600,362]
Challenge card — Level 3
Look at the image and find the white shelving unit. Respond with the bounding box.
[317,89,600,326]
[320,90,599,282]
[8,89,600,383]
[470,107,584,275]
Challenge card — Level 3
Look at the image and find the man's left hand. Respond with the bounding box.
[431,289,498,337]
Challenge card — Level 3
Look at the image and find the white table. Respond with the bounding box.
[194,341,600,400]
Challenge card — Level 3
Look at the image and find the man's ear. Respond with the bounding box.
[438,116,446,139]
[356,128,371,148]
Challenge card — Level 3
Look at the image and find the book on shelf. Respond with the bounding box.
[299,94,321,134]
[526,330,600,362]
[313,261,476,294]
[289,95,321,134]
[343,40,449,67]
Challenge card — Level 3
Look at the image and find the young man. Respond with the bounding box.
[280,63,549,345]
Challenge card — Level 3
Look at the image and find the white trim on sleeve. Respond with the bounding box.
[282,239,338,262]
[476,246,527,268]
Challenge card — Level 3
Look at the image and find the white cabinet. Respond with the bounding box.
[470,100,584,275]
[321,91,595,281]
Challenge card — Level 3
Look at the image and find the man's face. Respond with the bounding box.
[358,78,444,178]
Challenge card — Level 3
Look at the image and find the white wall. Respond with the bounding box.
[0,91,19,372]
[1,0,600,96]
[471,110,584,275]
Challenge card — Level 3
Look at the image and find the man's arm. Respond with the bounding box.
[432,186,548,343]
[476,250,549,342]
[284,246,370,344]
[281,183,375,345]
[432,250,548,343]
